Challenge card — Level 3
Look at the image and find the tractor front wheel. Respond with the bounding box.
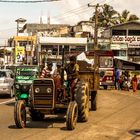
[66,101,78,130]
[14,100,26,128]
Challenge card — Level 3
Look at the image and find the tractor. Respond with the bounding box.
[14,50,99,130]
[14,65,39,101]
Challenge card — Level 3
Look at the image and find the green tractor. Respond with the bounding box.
[14,53,99,130]
[14,65,39,101]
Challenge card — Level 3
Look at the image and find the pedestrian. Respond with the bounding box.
[115,67,120,90]
[132,74,137,93]
[127,74,132,90]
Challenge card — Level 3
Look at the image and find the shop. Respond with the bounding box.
[103,21,140,63]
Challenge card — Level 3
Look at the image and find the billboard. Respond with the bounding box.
[15,46,25,63]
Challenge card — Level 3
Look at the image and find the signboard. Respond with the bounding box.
[15,46,25,63]
[39,37,87,45]
[112,36,140,48]
[111,43,128,50]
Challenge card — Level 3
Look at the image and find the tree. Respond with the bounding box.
[118,9,139,23]
[89,4,139,27]
[90,4,119,28]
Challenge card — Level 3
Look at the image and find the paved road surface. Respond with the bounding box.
[0,90,140,140]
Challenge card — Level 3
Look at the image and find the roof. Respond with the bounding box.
[105,20,140,30]
[22,23,70,32]
[111,20,140,28]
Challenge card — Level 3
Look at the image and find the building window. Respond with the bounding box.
[112,30,126,36]
[128,48,140,56]
[128,30,140,36]
[112,50,126,56]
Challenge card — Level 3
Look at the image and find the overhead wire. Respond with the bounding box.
[0,0,115,32]
[51,0,116,21]
[0,0,60,3]
[51,0,97,21]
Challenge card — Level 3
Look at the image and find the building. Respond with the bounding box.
[21,23,70,37]
[102,21,140,62]
[9,36,36,64]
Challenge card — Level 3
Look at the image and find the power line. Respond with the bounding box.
[51,0,96,21]
[0,0,60,3]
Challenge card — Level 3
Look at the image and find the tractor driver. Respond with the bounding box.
[40,61,53,78]
[65,55,79,99]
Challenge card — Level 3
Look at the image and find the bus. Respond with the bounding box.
[85,50,115,89]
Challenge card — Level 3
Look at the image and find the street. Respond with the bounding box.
[0,90,140,140]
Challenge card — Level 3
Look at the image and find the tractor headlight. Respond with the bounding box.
[35,88,40,93]
[15,84,20,89]
[46,88,52,93]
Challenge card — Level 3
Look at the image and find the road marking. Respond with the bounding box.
[0,99,15,105]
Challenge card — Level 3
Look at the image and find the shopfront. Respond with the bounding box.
[37,36,87,65]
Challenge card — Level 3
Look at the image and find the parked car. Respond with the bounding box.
[0,69,15,98]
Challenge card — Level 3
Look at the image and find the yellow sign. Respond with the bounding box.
[15,46,25,63]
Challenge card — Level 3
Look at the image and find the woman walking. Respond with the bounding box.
[132,75,137,93]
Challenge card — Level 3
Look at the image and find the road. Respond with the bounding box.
[1,90,140,140]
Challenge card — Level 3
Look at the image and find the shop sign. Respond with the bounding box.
[112,36,140,43]
[111,43,128,50]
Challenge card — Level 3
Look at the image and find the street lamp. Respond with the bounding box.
[15,18,26,36]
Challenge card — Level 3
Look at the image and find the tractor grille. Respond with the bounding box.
[33,79,54,109]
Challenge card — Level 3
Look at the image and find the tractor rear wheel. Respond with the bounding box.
[14,100,26,128]
[66,101,78,130]
[75,81,89,122]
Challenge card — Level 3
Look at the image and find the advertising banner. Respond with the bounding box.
[15,46,25,63]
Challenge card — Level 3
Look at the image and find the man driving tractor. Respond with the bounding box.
[65,55,80,100]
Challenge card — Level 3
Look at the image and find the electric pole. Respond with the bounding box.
[88,3,101,110]
[88,3,100,88]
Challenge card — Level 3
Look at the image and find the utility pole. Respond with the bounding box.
[88,3,100,110]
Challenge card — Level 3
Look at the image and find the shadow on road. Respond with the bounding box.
[5,102,15,106]
[8,115,66,129]
[0,94,11,99]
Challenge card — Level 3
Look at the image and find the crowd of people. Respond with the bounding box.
[115,68,138,93]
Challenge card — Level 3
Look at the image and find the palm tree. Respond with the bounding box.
[128,14,139,21]
[90,4,119,28]
[118,9,139,23]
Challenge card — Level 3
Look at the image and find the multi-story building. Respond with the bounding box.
[102,21,140,62]
[9,36,36,64]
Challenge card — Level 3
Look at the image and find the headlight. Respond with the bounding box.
[35,88,40,93]
[15,84,20,89]
[46,88,52,93]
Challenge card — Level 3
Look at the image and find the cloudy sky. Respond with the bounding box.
[0,0,140,45]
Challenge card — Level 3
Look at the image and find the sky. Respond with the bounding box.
[0,0,140,45]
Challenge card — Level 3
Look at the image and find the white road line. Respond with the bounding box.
[0,99,15,105]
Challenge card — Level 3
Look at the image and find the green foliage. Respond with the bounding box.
[90,4,139,28]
